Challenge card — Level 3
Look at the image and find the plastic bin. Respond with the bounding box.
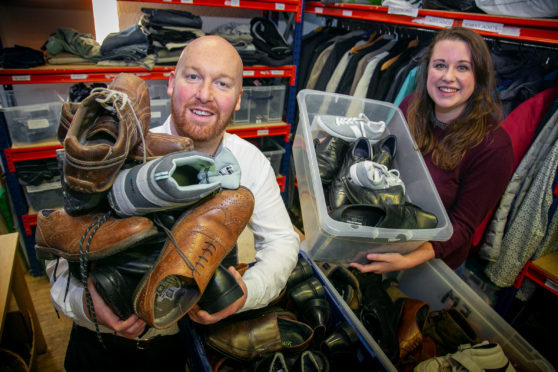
[2,102,63,147]
[387,258,555,371]
[293,89,452,264]
[150,98,171,128]
[177,250,395,371]
[22,178,64,211]
[260,138,286,175]
[231,85,286,124]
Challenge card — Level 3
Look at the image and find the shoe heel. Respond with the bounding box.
[35,247,57,261]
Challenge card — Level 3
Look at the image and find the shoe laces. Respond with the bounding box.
[362,162,403,190]
[91,87,148,164]
[335,113,384,137]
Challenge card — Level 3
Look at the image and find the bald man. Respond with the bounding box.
[50,35,300,371]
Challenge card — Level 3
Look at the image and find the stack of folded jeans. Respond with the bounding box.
[99,24,154,69]
[141,7,204,66]
[208,23,258,66]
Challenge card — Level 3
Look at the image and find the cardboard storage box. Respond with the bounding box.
[293,89,452,263]
[231,85,286,124]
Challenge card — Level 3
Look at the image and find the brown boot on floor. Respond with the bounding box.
[133,186,255,329]
[34,209,158,261]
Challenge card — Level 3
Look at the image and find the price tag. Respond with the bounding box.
[257,129,269,136]
[70,74,88,80]
[243,70,255,77]
[275,3,285,10]
[181,0,193,3]
[342,10,352,17]
[315,7,323,13]
[227,0,240,6]
[271,70,284,76]
[424,16,454,28]
[163,72,171,77]
[12,75,31,82]
[462,19,503,34]
[387,6,418,17]
[500,26,520,37]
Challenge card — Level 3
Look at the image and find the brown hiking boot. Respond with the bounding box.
[63,73,151,193]
[34,209,158,261]
[133,186,255,329]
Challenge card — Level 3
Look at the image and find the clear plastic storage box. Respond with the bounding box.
[231,85,286,124]
[22,178,64,211]
[293,89,452,263]
[2,102,63,147]
[260,138,286,175]
[149,98,171,128]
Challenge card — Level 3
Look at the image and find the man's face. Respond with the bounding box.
[168,37,243,144]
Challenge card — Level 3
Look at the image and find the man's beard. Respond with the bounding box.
[170,100,232,142]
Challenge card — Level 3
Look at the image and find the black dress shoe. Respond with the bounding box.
[198,264,244,314]
[325,265,362,312]
[321,321,359,355]
[90,264,140,320]
[330,202,438,229]
[291,350,330,372]
[373,134,397,169]
[328,137,373,210]
[314,135,349,185]
[300,297,330,342]
[287,256,314,289]
[288,277,325,309]
[253,351,289,372]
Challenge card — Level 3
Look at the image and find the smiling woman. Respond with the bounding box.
[350,27,514,275]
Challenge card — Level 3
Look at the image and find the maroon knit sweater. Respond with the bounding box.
[400,95,514,269]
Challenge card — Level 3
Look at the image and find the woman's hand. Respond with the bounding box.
[84,278,146,339]
[349,242,435,274]
[188,266,247,325]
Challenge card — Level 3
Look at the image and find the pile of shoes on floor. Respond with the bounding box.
[314,113,438,229]
[318,263,517,372]
[197,255,373,371]
[34,72,255,331]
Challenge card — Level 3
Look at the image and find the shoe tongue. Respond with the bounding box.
[87,115,118,141]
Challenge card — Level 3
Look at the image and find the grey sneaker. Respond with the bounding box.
[414,341,516,372]
[108,150,230,217]
[344,160,406,206]
[316,113,385,143]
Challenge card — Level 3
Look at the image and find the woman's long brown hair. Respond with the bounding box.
[407,27,502,171]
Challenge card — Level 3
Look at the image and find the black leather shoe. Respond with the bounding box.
[90,264,140,320]
[287,256,314,289]
[198,265,244,314]
[314,135,349,185]
[373,134,397,169]
[291,350,330,372]
[330,203,438,229]
[253,351,290,372]
[289,277,326,309]
[321,321,358,355]
[344,177,405,207]
[325,265,362,312]
[328,137,373,210]
[300,297,330,342]
[353,270,399,363]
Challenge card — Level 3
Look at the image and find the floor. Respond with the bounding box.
[22,227,257,372]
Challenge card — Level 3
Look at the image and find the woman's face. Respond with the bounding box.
[427,39,475,123]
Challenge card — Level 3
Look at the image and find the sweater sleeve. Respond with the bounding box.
[431,128,514,268]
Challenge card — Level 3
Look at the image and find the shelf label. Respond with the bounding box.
[500,26,521,37]
[12,75,31,82]
[387,6,418,17]
[275,3,285,10]
[424,16,454,28]
[271,70,284,76]
[225,0,240,6]
[27,118,49,130]
[315,7,323,13]
[463,19,503,34]
[257,129,269,136]
[70,74,88,80]
[243,70,255,77]
[105,74,118,80]
[180,0,193,3]
[342,10,352,17]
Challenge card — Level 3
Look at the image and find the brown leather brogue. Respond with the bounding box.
[133,186,255,329]
[205,312,314,361]
[397,298,430,360]
[34,209,158,261]
[58,101,193,162]
[63,73,151,193]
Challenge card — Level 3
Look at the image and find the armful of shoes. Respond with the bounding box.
[188,266,248,325]
[83,278,147,339]
[349,242,435,274]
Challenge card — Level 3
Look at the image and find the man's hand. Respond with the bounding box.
[188,266,247,325]
[85,278,146,339]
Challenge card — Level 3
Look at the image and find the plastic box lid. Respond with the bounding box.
[293,89,452,263]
